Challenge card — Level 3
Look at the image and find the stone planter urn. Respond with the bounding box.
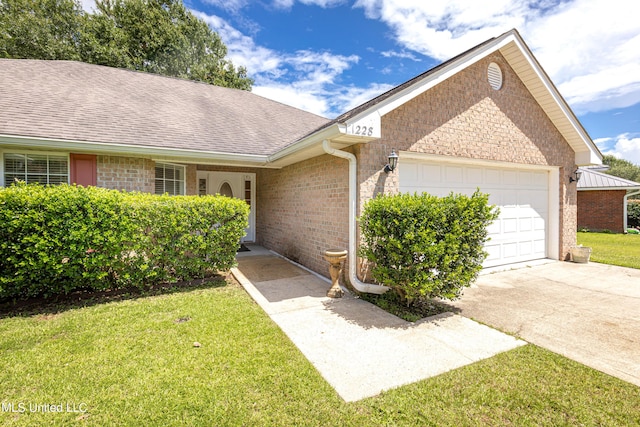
[323,249,348,298]
[570,245,592,263]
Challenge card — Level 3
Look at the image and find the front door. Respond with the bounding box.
[198,171,256,242]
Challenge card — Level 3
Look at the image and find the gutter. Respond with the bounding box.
[624,190,640,232]
[0,134,271,167]
[322,139,389,295]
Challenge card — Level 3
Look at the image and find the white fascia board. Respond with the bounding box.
[267,123,347,163]
[575,150,603,166]
[0,134,270,166]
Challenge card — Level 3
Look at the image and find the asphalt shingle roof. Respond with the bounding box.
[0,59,329,156]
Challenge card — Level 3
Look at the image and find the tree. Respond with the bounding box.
[0,0,253,90]
[0,0,83,60]
[602,155,640,183]
[83,0,252,90]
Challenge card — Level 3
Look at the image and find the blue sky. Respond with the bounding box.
[86,1,640,165]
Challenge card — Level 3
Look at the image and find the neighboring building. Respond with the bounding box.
[0,29,602,287]
[577,167,640,233]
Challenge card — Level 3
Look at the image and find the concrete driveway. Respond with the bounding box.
[447,261,640,387]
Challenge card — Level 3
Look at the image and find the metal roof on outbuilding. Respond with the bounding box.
[577,167,640,190]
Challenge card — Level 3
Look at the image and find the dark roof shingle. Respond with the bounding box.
[0,59,329,156]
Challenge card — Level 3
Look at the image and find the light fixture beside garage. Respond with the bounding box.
[384,149,399,173]
[569,168,582,183]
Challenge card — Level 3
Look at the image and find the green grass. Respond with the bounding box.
[577,231,640,269]
[1,281,639,426]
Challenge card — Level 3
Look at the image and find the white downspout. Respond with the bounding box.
[322,139,389,295]
[624,190,640,232]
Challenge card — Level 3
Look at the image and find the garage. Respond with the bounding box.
[399,155,554,268]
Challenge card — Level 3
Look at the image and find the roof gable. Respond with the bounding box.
[305,29,601,166]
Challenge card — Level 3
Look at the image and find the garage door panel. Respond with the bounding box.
[519,217,532,231]
[486,170,500,185]
[403,162,420,183]
[520,241,532,256]
[502,242,519,258]
[534,217,546,231]
[445,166,463,183]
[400,159,549,268]
[467,167,484,183]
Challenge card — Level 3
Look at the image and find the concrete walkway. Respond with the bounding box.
[232,245,525,402]
[447,261,640,388]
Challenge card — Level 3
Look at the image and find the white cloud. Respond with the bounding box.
[273,0,347,8]
[202,0,249,13]
[194,11,392,117]
[194,0,640,119]
[353,0,640,115]
[381,50,421,61]
[354,0,527,59]
[599,134,640,165]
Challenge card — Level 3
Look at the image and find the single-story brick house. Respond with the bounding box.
[0,29,601,292]
[577,166,640,233]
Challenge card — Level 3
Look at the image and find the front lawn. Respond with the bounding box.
[1,280,639,426]
[577,231,640,269]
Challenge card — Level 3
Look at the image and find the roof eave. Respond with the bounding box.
[498,31,602,166]
[266,123,378,168]
[0,134,273,168]
[578,186,640,191]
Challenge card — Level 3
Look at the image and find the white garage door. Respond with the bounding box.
[399,159,549,268]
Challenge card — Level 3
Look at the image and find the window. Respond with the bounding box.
[3,153,68,185]
[155,162,185,195]
[218,182,233,197]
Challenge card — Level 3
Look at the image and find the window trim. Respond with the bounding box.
[0,150,70,187]
[154,162,186,196]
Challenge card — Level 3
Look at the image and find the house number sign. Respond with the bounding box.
[352,125,374,136]
[347,123,378,137]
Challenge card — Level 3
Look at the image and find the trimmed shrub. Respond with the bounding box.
[0,183,249,300]
[628,200,640,228]
[359,190,499,303]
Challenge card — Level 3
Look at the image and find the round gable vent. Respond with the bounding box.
[487,62,503,90]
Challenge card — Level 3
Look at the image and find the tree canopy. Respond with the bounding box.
[0,0,253,90]
[602,155,640,183]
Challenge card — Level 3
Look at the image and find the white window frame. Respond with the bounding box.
[0,150,70,187]
[154,162,186,196]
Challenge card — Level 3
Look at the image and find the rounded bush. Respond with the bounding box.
[359,190,499,303]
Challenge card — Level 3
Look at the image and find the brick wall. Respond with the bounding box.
[97,155,155,193]
[357,53,578,260]
[256,154,350,277]
[577,190,626,233]
[97,155,199,195]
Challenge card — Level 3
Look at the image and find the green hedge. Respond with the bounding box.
[629,200,640,229]
[359,191,499,303]
[0,183,249,300]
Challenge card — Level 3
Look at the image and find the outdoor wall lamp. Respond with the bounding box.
[569,168,582,183]
[384,149,399,173]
